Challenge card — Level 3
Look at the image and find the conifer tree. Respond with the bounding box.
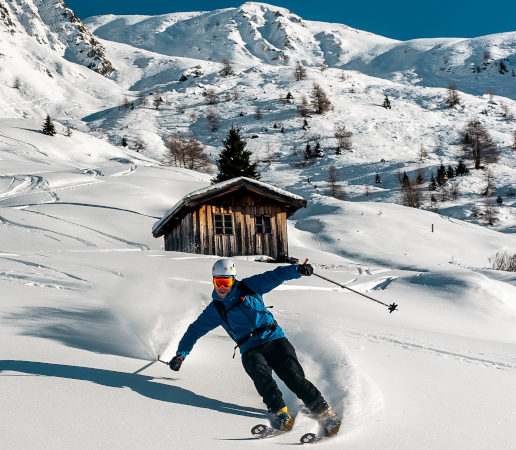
[382,95,392,109]
[304,143,312,160]
[436,164,447,185]
[213,127,260,183]
[401,171,410,189]
[456,160,469,176]
[428,174,437,191]
[42,115,56,136]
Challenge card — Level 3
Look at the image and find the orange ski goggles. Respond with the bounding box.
[213,276,234,289]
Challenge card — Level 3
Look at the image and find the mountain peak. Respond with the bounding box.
[1,0,114,76]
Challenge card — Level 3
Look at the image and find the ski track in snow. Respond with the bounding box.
[24,209,150,250]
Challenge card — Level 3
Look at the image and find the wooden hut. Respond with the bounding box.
[152,177,307,260]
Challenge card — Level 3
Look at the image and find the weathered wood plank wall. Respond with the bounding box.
[163,191,290,259]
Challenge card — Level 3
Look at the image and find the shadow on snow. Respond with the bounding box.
[0,360,265,419]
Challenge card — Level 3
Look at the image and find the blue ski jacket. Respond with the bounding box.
[176,264,301,359]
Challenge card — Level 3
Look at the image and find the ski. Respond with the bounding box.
[300,431,330,444]
[251,423,287,439]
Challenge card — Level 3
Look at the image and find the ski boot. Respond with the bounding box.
[269,406,294,431]
[316,406,341,437]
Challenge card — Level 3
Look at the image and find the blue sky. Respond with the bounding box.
[66,0,516,41]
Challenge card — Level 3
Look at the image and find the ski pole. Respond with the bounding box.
[132,360,157,374]
[302,258,398,313]
[133,357,169,374]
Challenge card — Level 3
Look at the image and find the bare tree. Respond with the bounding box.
[13,77,21,89]
[500,103,514,120]
[462,118,499,169]
[164,134,212,173]
[134,136,146,152]
[220,59,234,77]
[265,143,275,165]
[311,83,332,115]
[418,144,429,161]
[204,88,220,105]
[327,165,346,200]
[206,108,219,132]
[122,96,131,110]
[153,94,164,109]
[489,251,516,271]
[294,62,307,81]
[255,106,263,120]
[482,168,496,197]
[449,179,460,200]
[232,86,239,101]
[399,173,423,208]
[512,132,516,151]
[297,95,310,117]
[444,83,461,108]
[138,91,148,107]
[483,197,497,226]
[334,125,353,153]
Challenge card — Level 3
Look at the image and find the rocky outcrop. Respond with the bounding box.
[0,0,114,76]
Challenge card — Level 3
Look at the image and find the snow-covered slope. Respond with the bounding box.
[1,117,516,449]
[1,0,114,75]
[1,1,515,236]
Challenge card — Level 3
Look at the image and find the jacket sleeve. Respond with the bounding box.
[176,303,221,359]
[242,264,301,296]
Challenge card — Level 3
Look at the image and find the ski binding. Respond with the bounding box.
[251,423,287,439]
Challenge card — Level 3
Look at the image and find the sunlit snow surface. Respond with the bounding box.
[1,2,516,448]
[1,118,515,449]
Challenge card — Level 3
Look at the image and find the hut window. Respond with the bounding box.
[214,214,233,235]
[256,216,272,234]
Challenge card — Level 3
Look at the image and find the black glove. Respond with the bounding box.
[169,355,184,371]
[297,263,313,276]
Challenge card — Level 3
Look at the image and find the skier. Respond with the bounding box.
[169,258,341,436]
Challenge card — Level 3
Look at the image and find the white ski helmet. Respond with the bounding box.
[212,258,236,277]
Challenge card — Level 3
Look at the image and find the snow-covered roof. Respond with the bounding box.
[152,177,306,237]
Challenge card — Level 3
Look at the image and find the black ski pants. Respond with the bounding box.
[241,337,327,414]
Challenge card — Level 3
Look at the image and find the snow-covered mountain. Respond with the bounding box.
[85,2,516,97]
[1,0,114,75]
[1,1,515,228]
[1,2,516,449]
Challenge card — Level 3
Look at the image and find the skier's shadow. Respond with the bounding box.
[0,360,265,419]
